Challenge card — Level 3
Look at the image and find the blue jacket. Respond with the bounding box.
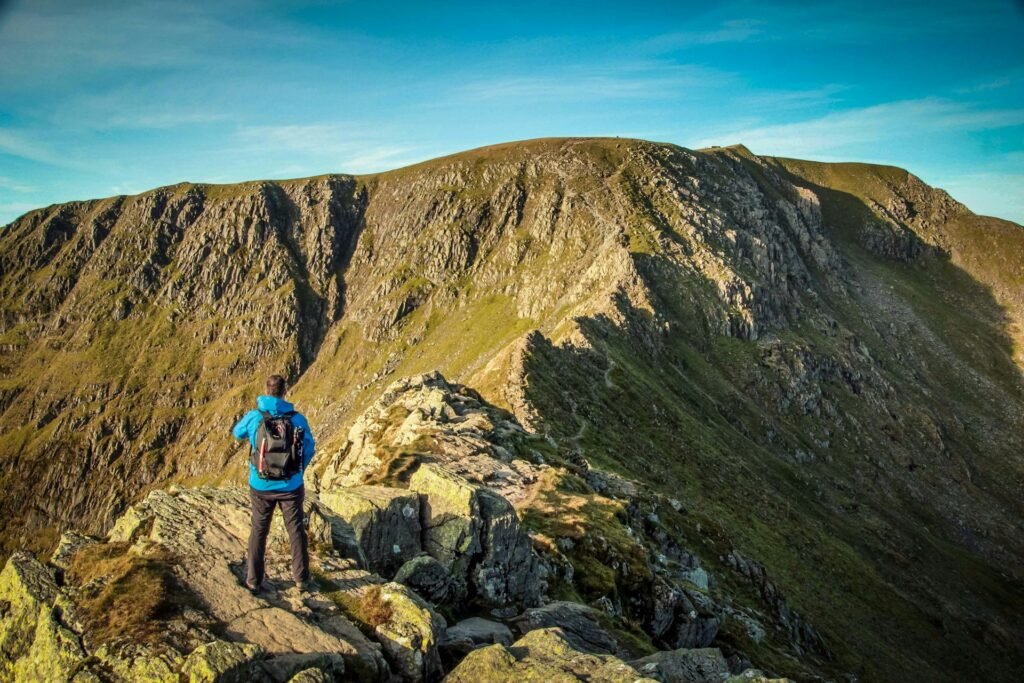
[232,395,315,492]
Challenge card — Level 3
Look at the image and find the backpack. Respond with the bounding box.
[252,410,304,480]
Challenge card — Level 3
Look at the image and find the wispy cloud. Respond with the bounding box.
[737,84,847,111]
[0,176,37,193]
[695,98,1024,156]
[456,62,728,102]
[644,19,765,51]
[234,124,429,173]
[0,129,78,168]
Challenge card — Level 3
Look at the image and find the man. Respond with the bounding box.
[232,374,316,593]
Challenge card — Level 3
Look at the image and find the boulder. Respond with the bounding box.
[93,641,183,683]
[50,532,99,571]
[410,463,543,607]
[645,579,721,648]
[287,667,334,683]
[0,553,59,667]
[329,578,446,683]
[446,617,514,646]
[394,555,453,604]
[409,463,482,594]
[512,601,619,656]
[631,647,731,683]
[474,488,544,607]
[179,640,267,683]
[10,601,88,682]
[445,627,657,683]
[319,486,422,577]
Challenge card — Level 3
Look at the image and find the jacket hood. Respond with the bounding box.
[256,395,295,414]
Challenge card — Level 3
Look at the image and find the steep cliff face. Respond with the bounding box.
[0,138,1022,682]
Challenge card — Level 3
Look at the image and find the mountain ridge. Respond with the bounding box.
[0,137,1022,682]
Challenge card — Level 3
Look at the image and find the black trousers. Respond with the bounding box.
[246,486,309,587]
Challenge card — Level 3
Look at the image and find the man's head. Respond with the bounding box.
[266,374,287,398]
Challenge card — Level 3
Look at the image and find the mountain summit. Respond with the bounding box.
[0,138,1021,682]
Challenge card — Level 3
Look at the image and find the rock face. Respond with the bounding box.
[0,488,393,683]
[319,486,421,577]
[2,138,1024,682]
[512,601,621,656]
[630,647,731,683]
[409,463,544,608]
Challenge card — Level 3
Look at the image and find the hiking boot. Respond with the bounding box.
[295,579,318,594]
[245,580,263,595]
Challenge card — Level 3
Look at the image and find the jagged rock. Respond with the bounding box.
[0,552,59,667]
[320,372,542,503]
[409,463,543,607]
[643,579,721,649]
[439,616,514,672]
[512,601,619,656]
[107,504,147,543]
[630,647,730,683]
[726,551,828,657]
[374,582,446,683]
[329,578,446,683]
[179,640,267,682]
[10,601,88,682]
[50,532,99,570]
[475,488,545,607]
[445,627,656,683]
[409,464,482,584]
[319,485,421,577]
[393,555,453,604]
[287,668,333,683]
[446,617,514,646]
[93,641,183,683]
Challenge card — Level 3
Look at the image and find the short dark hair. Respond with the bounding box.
[266,374,287,398]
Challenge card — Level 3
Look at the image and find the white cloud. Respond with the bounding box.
[233,124,430,174]
[0,129,74,167]
[456,62,728,102]
[644,19,765,51]
[0,176,37,193]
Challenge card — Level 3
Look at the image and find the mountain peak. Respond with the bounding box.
[0,139,1022,682]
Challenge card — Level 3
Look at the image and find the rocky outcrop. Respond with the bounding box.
[512,601,621,656]
[319,486,421,577]
[445,627,656,683]
[393,555,453,604]
[0,488,394,683]
[630,647,730,683]
[725,551,829,658]
[410,463,544,608]
[320,372,542,503]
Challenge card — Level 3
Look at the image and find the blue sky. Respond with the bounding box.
[0,0,1022,225]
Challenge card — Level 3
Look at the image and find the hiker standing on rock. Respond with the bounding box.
[232,374,316,593]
